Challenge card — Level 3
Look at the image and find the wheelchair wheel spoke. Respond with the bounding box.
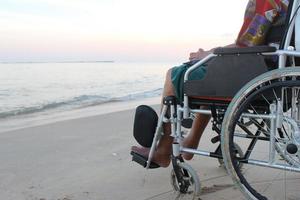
[281,122,290,140]
[272,88,280,102]
[249,104,270,132]
[261,94,271,105]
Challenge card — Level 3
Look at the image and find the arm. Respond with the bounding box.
[189,43,236,61]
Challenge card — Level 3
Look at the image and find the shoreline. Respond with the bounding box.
[0,96,161,133]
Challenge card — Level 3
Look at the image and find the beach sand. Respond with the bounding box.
[0,103,244,200]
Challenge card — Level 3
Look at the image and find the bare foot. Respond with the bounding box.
[181,141,194,160]
[181,113,210,160]
[131,146,171,168]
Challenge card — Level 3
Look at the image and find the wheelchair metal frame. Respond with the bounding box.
[139,0,300,199]
[147,0,300,169]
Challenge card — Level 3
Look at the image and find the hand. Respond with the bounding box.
[189,48,209,61]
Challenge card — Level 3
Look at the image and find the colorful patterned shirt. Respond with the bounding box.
[237,0,289,47]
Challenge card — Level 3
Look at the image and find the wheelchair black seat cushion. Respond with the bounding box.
[133,105,158,148]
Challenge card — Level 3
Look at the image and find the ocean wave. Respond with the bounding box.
[0,88,163,119]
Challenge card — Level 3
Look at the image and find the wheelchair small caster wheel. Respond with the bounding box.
[170,162,201,199]
[218,143,244,170]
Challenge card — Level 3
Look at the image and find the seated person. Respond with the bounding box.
[131,0,289,167]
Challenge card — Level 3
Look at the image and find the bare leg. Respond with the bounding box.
[182,113,210,160]
[131,69,174,167]
[132,69,210,166]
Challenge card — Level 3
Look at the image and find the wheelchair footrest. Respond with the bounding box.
[130,151,160,169]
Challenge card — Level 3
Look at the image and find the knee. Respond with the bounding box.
[166,68,173,80]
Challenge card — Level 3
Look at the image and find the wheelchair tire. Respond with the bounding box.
[218,143,244,170]
[221,68,300,200]
[170,162,201,200]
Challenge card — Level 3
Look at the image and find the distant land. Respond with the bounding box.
[0,61,115,64]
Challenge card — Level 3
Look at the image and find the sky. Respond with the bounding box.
[0,0,249,62]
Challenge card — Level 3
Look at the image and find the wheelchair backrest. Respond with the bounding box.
[281,0,300,49]
[295,0,300,50]
[266,0,298,49]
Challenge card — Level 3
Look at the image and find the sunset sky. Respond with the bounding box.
[0,0,248,62]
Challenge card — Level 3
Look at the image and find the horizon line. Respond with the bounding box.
[0,60,115,64]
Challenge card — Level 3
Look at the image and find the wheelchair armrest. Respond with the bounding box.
[213,46,277,55]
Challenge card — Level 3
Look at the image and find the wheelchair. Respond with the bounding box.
[131,1,300,199]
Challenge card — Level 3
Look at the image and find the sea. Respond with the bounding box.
[0,61,176,132]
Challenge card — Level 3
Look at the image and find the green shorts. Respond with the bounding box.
[171,61,207,103]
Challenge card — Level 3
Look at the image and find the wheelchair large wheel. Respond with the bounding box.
[218,143,244,170]
[170,162,201,200]
[222,68,300,200]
